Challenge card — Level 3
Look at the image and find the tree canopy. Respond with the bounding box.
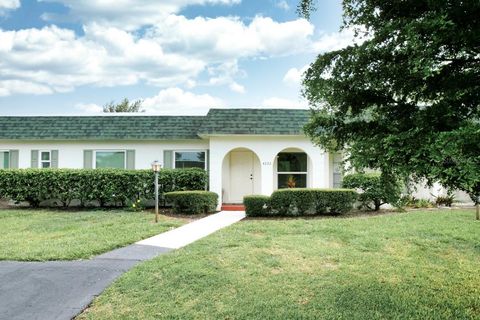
[300,0,480,217]
[103,98,144,113]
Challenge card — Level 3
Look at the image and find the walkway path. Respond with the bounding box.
[0,211,246,320]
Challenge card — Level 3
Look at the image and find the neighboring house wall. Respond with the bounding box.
[0,140,208,169]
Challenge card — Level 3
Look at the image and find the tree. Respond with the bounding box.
[103,98,144,113]
[300,1,480,219]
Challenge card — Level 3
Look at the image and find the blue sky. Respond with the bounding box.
[0,0,350,115]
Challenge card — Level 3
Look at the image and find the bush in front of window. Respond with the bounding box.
[243,195,271,216]
[266,188,357,216]
[164,191,218,214]
[342,173,403,211]
[0,168,208,208]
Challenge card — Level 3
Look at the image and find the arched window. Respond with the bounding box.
[276,152,307,188]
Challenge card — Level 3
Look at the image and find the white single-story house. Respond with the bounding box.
[0,109,344,209]
[0,108,468,208]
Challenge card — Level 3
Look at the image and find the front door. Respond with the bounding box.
[229,151,254,203]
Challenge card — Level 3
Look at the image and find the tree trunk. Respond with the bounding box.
[476,203,479,221]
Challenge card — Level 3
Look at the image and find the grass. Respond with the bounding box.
[79,209,480,320]
[0,209,185,261]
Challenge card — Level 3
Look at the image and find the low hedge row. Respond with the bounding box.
[165,191,218,214]
[0,168,208,207]
[244,188,357,216]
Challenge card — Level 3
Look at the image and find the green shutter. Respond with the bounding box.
[51,150,59,168]
[126,150,135,169]
[84,150,93,169]
[163,150,173,169]
[9,150,19,169]
[31,150,39,168]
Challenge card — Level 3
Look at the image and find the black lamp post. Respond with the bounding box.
[151,160,162,223]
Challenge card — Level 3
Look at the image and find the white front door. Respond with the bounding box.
[229,151,254,203]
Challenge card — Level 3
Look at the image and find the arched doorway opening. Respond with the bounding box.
[222,148,261,204]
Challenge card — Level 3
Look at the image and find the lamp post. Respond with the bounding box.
[151,161,162,223]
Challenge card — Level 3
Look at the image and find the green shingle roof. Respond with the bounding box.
[198,109,310,135]
[0,109,311,140]
[0,116,204,140]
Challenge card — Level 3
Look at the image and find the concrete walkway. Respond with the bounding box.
[0,211,246,320]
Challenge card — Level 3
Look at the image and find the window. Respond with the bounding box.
[277,152,307,189]
[95,151,126,169]
[332,153,343,188]
[40,151,51,168]
[0,151,9,169]
[174,151,206,169]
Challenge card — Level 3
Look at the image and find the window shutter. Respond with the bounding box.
[51,150,59,168]
[84,150,93,169]
[163,150,173,169]
[126,150,135,169]
[31,150,39,168]
[9,150,19,169]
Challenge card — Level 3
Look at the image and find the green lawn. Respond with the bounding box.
[0,209,185,261]
[79,209,479,320]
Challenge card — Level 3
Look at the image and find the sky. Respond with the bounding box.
[0,0,350,115]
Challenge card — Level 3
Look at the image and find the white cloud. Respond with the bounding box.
[283,65,309,86]
[148,15,314,61]
[0,0,20,15]
[262,97,308,109]
[275,0,290,11]
[74,103,103,113]
[313,27,365,52]
[40,0,241,30]
[0,25,205,96]
[229,82,245,93]
[142,87,225,115]
[0,80,52,96]
[0,0,19,9]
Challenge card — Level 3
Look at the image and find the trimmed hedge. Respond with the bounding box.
[0,168,207,208]
[164,191,218,214]
[244,188,357,216]
[243,195,270,216]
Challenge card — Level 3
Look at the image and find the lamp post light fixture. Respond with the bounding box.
[151,161,162,223]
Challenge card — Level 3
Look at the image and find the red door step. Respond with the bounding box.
[221,204,246,211]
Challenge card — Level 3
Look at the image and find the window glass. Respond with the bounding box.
[96,151,125,169]
[278,174,307,189]
[0,152,9,169]
[40,151,51,168]
[277,153,307,172]
[175,151,205,169]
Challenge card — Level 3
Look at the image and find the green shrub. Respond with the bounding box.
[0,168,207,208]
[164,191,218,214]
[435,194,455,207]
[269,188,357,216]
[400,196,435,208]
[243,195,271,216]
[342,173,402,211]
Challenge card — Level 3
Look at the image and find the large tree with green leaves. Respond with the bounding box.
[300,0,480,219]
[103,98,144,113]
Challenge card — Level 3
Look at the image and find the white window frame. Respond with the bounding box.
[173,150,207,170]
[0,150,10,169]
[276,152,308,189]
[93,150,127,169]
[39,150,51,169]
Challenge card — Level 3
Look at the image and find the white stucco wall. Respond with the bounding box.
[0,139,208,169]
[208,135,329,206]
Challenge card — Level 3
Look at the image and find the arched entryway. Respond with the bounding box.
[222,148,261,204]
[273,148,312,190]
